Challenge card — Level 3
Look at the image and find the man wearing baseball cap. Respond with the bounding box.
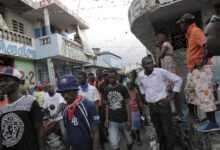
[57,75,100,150]
[177,14,219,132]
[0,67,44,150]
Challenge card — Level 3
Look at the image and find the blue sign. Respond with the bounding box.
[0,40,36,59]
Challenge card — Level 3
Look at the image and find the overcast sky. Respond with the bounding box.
[62,0,147,66]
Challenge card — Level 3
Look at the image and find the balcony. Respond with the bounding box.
[128,0,201,51]
[35,33,89,63]
[0,28,33,46]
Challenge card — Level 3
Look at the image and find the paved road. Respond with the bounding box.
[104,125,158,150]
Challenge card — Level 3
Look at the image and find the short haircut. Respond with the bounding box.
[88,72,94,76]
[141,55,152,64]
[108,68,117,75]
[78,71,87,79]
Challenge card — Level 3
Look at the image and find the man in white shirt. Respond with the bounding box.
[138,56,182,150]
[43,83,67,143]
[77,72,100,105]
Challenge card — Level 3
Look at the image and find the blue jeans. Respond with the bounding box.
[108,121,133,150]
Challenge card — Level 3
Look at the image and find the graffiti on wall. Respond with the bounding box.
[19,70,36,85]
[0,40,36,59]
[15,59,36,88]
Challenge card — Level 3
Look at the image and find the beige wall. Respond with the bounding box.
[4,10,35,37]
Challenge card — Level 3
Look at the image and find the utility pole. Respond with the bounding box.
[77,0,81,15]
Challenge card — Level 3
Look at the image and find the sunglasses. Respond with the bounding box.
[209,15,220,23]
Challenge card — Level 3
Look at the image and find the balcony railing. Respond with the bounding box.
[38,34,83,50]
[39,36,51,46]
[0,28,32,46]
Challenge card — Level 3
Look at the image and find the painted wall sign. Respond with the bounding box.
[61,42,88,62]
[15,59,36,88]
[0,40,36,59]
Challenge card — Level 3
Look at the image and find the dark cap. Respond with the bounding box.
[102,70,108,76]
[57,75,79,92]
[0,67,21,80]
[176,13,195,24]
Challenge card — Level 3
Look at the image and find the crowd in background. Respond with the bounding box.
[1,12,220,150]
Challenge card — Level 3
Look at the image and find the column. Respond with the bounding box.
[47,58,55,82]
[34,19,42,38]
[44,8,51,35]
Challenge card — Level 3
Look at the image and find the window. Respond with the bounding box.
[12,20,24,34]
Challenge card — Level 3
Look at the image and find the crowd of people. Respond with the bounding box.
[0,13,220,150]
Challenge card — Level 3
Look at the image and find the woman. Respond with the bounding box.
[126,79,143,146]
[156,32,187,121]
[156,32,175,73]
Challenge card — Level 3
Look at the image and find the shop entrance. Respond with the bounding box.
[0,56,14,66]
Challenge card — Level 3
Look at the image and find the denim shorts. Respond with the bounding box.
[108,121,133,149]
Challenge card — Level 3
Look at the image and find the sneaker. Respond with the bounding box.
[176,115,190,122]
[197,121,220,132]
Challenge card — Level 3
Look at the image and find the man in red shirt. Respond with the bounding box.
[177,14,219,132]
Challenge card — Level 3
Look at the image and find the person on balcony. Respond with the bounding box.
[155,31,187,122]
[177,13,220,132]
[61,29,68,38]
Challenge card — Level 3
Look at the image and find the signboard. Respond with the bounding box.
[0,40,36,59]
[61,42,88,62]
[77,26,95,57]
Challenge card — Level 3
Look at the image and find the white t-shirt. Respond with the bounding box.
[43,93,66,121]
[78,84,99,103]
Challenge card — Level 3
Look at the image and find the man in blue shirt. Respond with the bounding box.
[57,75,100,150]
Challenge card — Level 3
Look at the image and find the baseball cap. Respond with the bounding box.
[0,67,21,80]
[176,13,195,24]
[57,75,79,93]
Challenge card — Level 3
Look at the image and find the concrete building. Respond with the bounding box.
[96,51,123,70]
[0,0,95,87]
[128,0,220,78]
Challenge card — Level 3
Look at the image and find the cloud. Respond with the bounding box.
[62,0,146,66]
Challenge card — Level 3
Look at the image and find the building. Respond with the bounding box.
[128,0,220,124]
[96,51,123,70]
[128,0,220,78]
[0,0,95,88]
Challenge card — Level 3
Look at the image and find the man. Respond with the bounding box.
[57,75,100,150]
[177,13,219,132]
[88,72,96,87]
[205,15,220,57]
[0,82,8,108]
[138,56,182,150]
[104,69,133,150]
[34,84,45,108]
[96,69,108,150]
[43,83,67,143]
[0,67,44,150]
[77,72,100,105]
